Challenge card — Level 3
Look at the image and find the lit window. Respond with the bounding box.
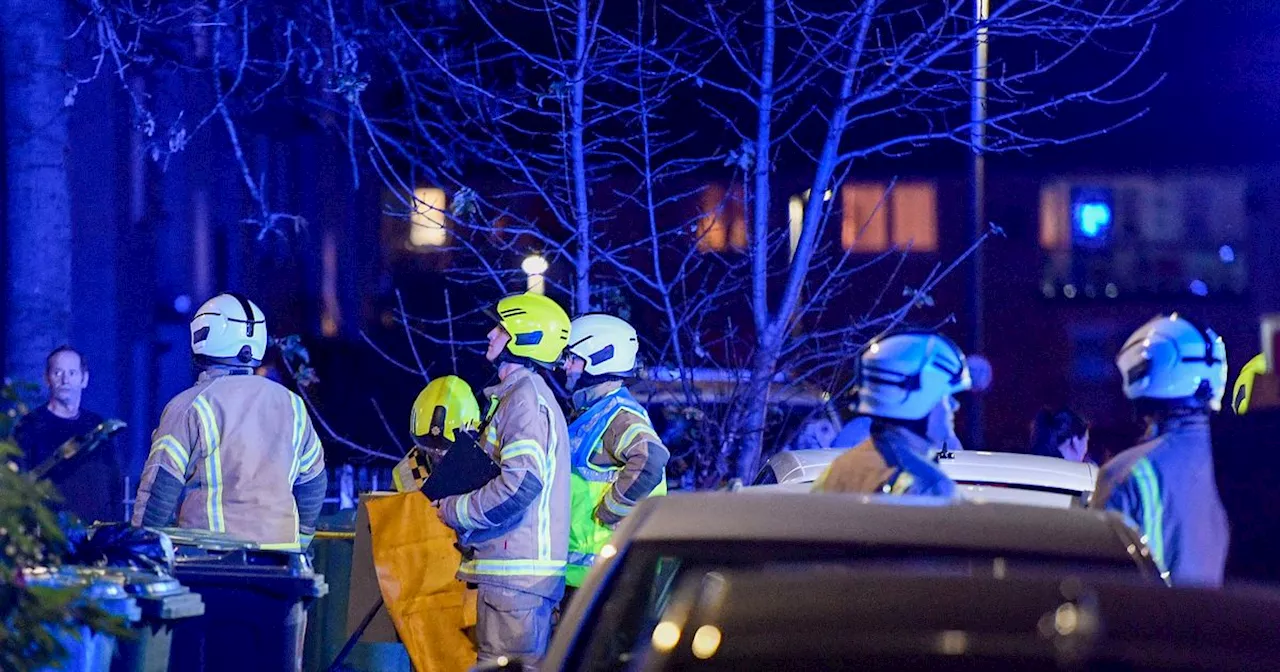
[789,189,834,260]
[841,184,888,252]
[321,229,341,337]
[891,183,938,252]
[789,195,804,260]
[410,187,448,247]
[842,182,938,253]
[1039,183,1070,251]
[697,185,747,253]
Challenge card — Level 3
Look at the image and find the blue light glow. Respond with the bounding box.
[1074,202,1111,238]
[1219,245,1236,263]
[174,294,193,314]
[1189,280,1209,297]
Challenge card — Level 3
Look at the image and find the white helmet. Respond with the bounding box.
[190,293,268,365]
[1116,313,1227,411]
[567,313,639,376]
[855,331,972,421]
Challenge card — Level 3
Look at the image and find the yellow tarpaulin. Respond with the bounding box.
[366,491,478,672]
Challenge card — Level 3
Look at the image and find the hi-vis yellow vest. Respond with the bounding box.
[566,388,666,588]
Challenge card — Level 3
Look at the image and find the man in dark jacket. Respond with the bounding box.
[1090,313,1230,587]
[15,346,123,523]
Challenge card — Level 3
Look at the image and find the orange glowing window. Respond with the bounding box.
[841,182,938,253]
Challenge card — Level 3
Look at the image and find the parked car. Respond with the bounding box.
[743,448,1099,508]
[541,492,1160,671]
[635,566,1280,671]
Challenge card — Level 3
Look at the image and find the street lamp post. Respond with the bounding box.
[522,253,549,295]
[967,0,990,449]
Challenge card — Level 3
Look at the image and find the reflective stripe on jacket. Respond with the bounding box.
[435,367,571,600]
[1090,415,1229,587]
[131,368,326,549]
[565,384,668,588]
[812,423,956,498]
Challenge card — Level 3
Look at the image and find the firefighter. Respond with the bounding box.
[1231,353,1266,415]
[1090,313,1229,587]
[131,293,327,551]
[561,314,669,601]
[813,330,970,497]
[432,292,571,669]
[393,376,482,493]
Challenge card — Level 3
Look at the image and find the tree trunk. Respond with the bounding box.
[569,0,592,314]
[2,1,71,395]
[734,332,781,481]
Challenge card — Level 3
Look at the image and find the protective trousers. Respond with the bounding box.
[475,584,556,671]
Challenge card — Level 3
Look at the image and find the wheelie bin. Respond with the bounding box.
[160,529,328,672]
[25,567,140,672]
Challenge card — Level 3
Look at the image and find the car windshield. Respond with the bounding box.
[750,466,779,486]
[571,541,1150,672]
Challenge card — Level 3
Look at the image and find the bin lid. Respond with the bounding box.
[149,526,261,551]
[172,546,329,598]
[22,567,143,621]
[61,566,188,599]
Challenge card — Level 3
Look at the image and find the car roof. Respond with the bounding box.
[765,448,1098,492]
[940,450,1098,492]
[645,568,1280,671]
[624,493,1144,566]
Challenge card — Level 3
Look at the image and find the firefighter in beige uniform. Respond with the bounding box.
[131,293,328,551]
[432,292,572,669]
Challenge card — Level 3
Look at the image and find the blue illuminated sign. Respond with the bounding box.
[1074,201,1111,239]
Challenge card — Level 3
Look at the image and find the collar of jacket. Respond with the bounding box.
[197,366,254,383]
[485,364,537,400]
[571,380,623,413]
[871,422,937,460]
[1145,412,1211,442]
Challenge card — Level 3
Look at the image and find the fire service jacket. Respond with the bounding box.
[1090,415,1229,587]
[132,368,327,549]
[812,423,957,498]
[435,366,572,600]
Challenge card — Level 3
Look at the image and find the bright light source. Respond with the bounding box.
[691,625,723,659]
[1063,284,1078,299]
[1219,245,1236,263]
[522,254,549,295]
[600,544,617,559]
[938,630,968,656]
[652,621,681,652]
[173,294,193,314]
[410,187,447,247]
[1105,283,1119,299]
[521,254,549,275]
[788,196,804,261]
[1189,279,1209,297]
[1073,201,1111,239]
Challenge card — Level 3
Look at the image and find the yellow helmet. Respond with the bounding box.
[1232,354,1268,415]
[492,292,571,365]
[410,375,481,445]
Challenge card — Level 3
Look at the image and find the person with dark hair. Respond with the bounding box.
[14,346,124,523]
[1029,407,1091,463]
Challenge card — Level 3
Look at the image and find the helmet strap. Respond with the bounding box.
[194,354,259,371]
[493,351,570,404]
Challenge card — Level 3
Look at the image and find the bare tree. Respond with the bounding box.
[620,0,1177,480]
[65,0,1178,487]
